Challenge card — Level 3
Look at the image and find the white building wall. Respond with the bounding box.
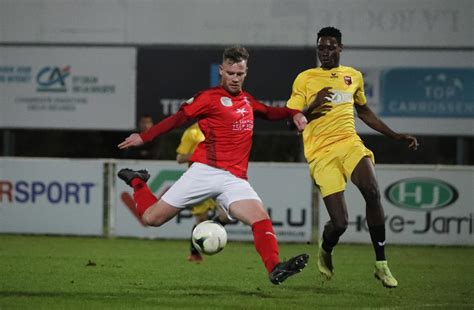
[1,0,472,47]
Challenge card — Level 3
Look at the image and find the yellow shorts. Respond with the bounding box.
[191,198,216,216]
[308,136,375,198]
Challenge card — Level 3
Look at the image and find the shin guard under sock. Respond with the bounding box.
[252,219,280,273]
[131,178,158,216]
[369,224,386,261]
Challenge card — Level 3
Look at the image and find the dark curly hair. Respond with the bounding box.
[317,27,342,45]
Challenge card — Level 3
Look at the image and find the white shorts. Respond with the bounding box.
[161,162,261,216]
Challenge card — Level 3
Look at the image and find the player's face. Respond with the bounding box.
[317,36,342,69]
[139,117,153,132]
[219,59,247,95]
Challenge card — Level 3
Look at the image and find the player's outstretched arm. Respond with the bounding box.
[355,104,419,150]
[118,133,144,149]
[253,102,306,132]
[118,110,191,150]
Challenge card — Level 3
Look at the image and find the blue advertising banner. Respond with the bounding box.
[380,68,474,118]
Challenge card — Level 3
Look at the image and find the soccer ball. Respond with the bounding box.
[192,220,227,255]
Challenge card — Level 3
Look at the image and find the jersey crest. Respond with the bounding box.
[344,76,352,85]
[220,96,233,107]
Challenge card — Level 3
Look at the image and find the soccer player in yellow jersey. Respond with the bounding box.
[287,27,419,288]
[176,122,228,262]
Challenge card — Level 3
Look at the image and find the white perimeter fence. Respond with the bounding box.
[0,158,472,246]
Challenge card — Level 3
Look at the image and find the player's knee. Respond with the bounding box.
[246,211,269,224]
[360,184,380,203]
[335,227,347,236]
[333,220,348,235]
[142,213,164,227]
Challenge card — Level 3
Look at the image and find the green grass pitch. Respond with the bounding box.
[0,235,472,309]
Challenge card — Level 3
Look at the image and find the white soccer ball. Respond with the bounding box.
[192,220,227,255]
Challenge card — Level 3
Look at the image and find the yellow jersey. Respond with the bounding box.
[287,65,367,162]
[176,123,205,156]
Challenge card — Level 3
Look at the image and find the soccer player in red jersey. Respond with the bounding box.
[175,122,230,262]
[118,46,309,285]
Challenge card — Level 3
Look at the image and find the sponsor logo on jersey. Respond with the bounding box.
[235,107,248,117]
[220,96,233,107]
[328,90,353,105]
[232,120,253,131]
[344,76,352,85]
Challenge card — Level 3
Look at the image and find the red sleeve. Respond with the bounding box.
[139,110,190,143]
[180,91,211,118]
[252,100,300,120]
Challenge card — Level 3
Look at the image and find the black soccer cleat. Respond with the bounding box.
[269,253,309,285]
[117,168,150,186]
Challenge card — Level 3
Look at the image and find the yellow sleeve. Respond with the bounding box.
[286,72,307,111]
[176,126,201,155]
[354,70,367,106]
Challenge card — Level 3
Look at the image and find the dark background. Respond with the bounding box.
[136,46,315,130]
[1,45,472,165]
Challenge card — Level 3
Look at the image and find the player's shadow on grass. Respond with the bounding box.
[140,283,375,300]
[0,291,150,299]
[139,284,274,299]
[0,280,375,302]
[283,284,378,298]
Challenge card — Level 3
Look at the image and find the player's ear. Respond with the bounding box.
[219,65,224,76]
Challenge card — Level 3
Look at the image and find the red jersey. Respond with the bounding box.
[140,86,298,179]
[181,86,294,179]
